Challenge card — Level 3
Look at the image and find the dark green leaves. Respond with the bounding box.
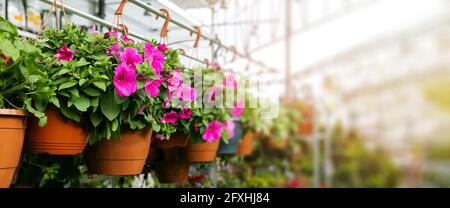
[73,95,90,112]
[100,89,121,121]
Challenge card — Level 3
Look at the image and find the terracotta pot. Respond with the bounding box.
[153,132,189,149]
[236,132,255,156]
[26,106,87,155]
[299,104,313,137]
[262,137,287,150]
[155,161,191,184]
[183,140,219,163]
[87,128,152,176]
[0,109,27,188]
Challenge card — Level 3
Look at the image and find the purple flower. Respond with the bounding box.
[56,45,76,62]
[222,120,236,139]
[121,35,134,43]
[113,64,137,97]
[179,107,192,119]
[153,134,166,141]
[177,83,196,102]
[107,42,121,58]
[144,42,165,73]
[231,99,245,117]
[90,24,100,34]
[202,121,223,142]
[211,62,221,71]
[104,31,119,39]
[161,111,179,124]
[158,43,168,52]
[120,47,143,67]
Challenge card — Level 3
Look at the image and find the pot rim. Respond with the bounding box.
[0,109,27,116]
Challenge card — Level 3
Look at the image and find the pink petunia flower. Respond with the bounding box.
[104,31,119,39]
[202,121,223,142]
[211,62,221,71]
[177,83,197,102]
[179,107,192,119]
[56,44,76,62]
[121,35,134,43]
[231,99,245,117]
[145,79,162,98]
[161,111,179,124]
[138,105,145,115]
[144,42,165,74]
[167,68,182,87]
[222,120,236,139]
[207,86,218,103]
[107,42,121,58]
[162,100,170,108]
[157,43,168,52]
[90,24,100,34]
[224,74,237,90]
[113,64,137,97]
[120,47,143,67]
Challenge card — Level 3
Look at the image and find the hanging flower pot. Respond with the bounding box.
[183,140,220,163]
[236,132,255,156]
[86,128,152,176]
[154,148,191,184]
[218,121,243,155]
[0,109,27,188]
[298,103,314,137]
[26,106,88,155]
[262,137,288,150]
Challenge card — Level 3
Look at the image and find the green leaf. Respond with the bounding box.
[60,104,81,122]
[82,88,100,97]
[79,79,88,86]
[93,81,106,92]
[0,40,19,61]
[112,119,119,132]
[57,68,71,76]
[58,81,78,90]
[89,111,103,127]
[74,95,90,112]
[50,97,60,108]
[100,89,120,121]
[68,88,79,97]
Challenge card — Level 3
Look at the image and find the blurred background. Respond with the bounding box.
[3,0,450,188]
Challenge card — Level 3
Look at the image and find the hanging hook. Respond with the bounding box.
[115,0,128,15]
[156,9,171,43]
[191,26,202,49]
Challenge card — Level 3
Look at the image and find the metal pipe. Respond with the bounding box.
[38,0,206,65]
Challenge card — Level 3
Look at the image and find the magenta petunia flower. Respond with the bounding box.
[207,86,218,103]
[144,42,165,73]
[177,83,196,102]
[56,44,76,62]
[211,62,221,71]
[104,31,119,39]
[145,79,162,98]
[107,42,122,58]
[121,35,134,43]
[161,111,179,124]
[138,105,145,115]
[224,74,237,90]
[120,47,143,67]
[179,107,192,119]
[222,120,236,139]
[158,43,168,52]
[231,99,245,117]
[90,24,100,34]
[167,68,182,87]
[1,54,10,64]
[113,64,137,97]
[202,121,223,142]
[162,100,169,108]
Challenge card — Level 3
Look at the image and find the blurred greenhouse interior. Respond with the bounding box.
[1,0,450,188]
